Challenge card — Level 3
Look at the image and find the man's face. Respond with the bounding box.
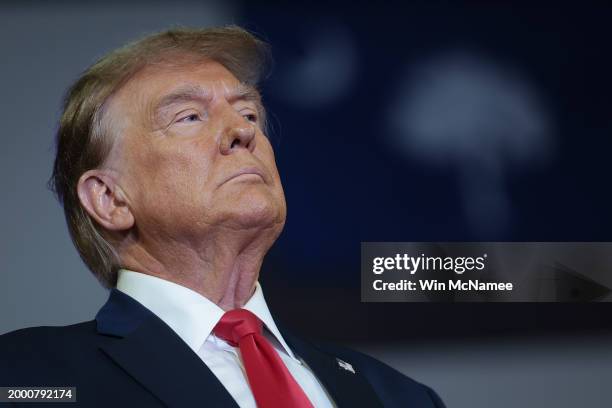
[105,59,286,242]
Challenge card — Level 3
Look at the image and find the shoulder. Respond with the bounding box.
[313,341,446,408]
[279,326,445,407]
[0,321,99,383]
[0,320,97,350]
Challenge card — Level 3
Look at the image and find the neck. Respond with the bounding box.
[117,226,277,310]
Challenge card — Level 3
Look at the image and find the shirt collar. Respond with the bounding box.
[115,269,297,361]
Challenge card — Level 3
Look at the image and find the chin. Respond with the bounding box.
[223,192,284,230]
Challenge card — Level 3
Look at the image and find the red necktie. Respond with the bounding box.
[213,309,314,408]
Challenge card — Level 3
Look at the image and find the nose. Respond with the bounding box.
[219,110,257,155]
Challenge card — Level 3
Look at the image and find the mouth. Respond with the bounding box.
[222,167,266,185]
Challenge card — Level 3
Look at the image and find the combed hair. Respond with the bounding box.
[49,26,271,288]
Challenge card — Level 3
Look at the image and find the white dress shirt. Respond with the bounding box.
[116,269,335,408]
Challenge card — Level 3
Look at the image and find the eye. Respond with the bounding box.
[243,113,258,123]
[177,113,201,123]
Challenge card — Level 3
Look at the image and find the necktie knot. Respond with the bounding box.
[213,309,263,347]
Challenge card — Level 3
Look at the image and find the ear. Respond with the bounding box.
[77,170,134,231]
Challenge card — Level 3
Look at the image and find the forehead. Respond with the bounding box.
[121,59,242,102]
[107,59,248,124]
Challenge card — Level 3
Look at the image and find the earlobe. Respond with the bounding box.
[77,170,134,231]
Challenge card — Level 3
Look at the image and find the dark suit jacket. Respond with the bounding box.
[0,289,445,407]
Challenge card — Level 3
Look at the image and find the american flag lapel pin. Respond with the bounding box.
[336,358,355,374]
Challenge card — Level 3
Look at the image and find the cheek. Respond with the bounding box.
[255,139,286,211]
[128,140,215,204]
[257,138,281,179]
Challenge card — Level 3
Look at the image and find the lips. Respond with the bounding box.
[222,167,266,185]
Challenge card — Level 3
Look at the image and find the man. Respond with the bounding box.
[0,26,445,407]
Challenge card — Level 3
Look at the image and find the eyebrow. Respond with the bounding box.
[152,82,261,116]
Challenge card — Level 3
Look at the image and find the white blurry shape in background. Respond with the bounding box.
[388,52,555,236]
[274,21,357,108]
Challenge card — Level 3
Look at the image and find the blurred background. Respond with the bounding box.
[1,1,611,406]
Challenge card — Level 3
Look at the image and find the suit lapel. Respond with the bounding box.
[281,329,384,408]
[96,289,383,408]
[96,289,239,408]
